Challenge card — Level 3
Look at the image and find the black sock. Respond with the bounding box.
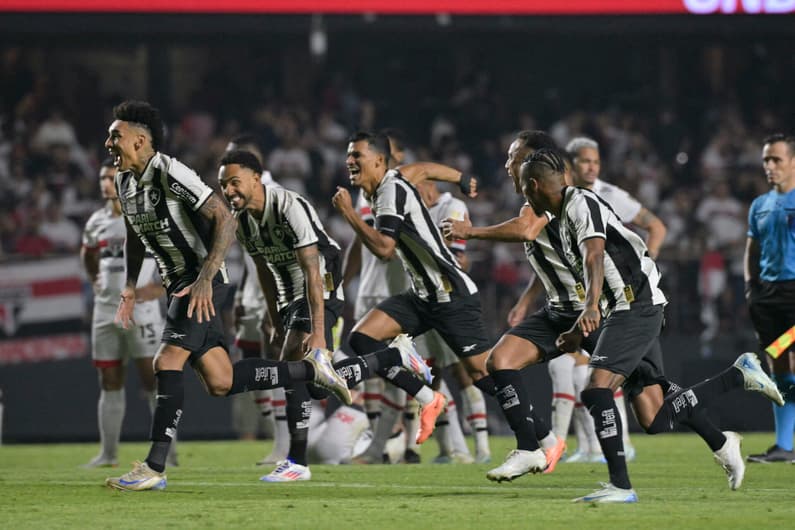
[682,409,727,452]
[146,370,184,473]
[285,384,311,466]
[581,387,631,490]
[492,369,539,451]
[227,358,291,395]
[380,367,425,396]
[648,369,743,434]
[334,348,402,388]
[474,375,496,395]
[349,331,387,355]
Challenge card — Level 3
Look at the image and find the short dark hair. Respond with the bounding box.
[348,131,391,164]
[100,157,117,169]
[763,133,795,156]
[219,149,263,174]
[516,130,559,152]
[520,147,568,181]
[112,100,165,151]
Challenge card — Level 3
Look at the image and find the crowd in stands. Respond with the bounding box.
[1,41,791,350]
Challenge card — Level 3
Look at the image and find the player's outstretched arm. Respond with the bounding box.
[398,162,478,198]
[443,205,547,243]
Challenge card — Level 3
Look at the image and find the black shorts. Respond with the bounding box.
[376,292,492,358]
[506,306,603,362]
[748,280,795,348]
[162,278,231,364]
[589,303,665,380]
[279,297,344,349]
[622,338,667,399]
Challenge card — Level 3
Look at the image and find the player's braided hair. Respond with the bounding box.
[112,100,165,151]
[521,147,567,178]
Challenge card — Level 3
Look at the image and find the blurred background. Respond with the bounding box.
[0,2,793,442]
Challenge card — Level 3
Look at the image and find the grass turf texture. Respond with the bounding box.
[1,434,792,529]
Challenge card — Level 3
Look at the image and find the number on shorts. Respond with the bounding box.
[139,323,156,339]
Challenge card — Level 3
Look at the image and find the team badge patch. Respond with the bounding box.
[149,188,161,206]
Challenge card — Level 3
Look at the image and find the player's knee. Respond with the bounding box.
[580,387,614,417]
[208,377,232,397]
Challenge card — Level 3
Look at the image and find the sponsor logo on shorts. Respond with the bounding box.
[461,344,477,353]
[169,332,186,339]
[590,354,608,362]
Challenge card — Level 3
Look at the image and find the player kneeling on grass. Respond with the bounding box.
[501,148,784,503]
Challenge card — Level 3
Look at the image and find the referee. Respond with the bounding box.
[745,134,795,463]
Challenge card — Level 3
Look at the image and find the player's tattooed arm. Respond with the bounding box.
[173,193,237,323]
[632,207,666,259]
[399,162,478,198]
[297,244,326,351]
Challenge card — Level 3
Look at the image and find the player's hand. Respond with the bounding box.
[302,331,326,353]
[441,217,472,241]
[332,187,353,215]
[556,326,583,353]
[507,302,528,327]
[174,277,214,323]
[466,176,478,198]
[576,306,601,337]
[115,285,137,329]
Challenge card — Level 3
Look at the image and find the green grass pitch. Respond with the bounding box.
[1,434,793,529]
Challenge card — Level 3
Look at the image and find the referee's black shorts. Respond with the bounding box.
[376,291,493,358]
[748,279,795,348]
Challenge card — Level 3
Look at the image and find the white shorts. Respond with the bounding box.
[235,306,265,348]
[309,406,370,464]
[413,329,458,368]
[91,302,162,367]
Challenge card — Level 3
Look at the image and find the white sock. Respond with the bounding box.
[99,389,125,460]
[414,385,435,406]
[572,364,590,453]
[364,377,385,431]
[269,387,289,459]
[460,384,490,458]
[614,389,633,449]
[548,354,576,439]
[404,394,421,452]
[368,383,406,458]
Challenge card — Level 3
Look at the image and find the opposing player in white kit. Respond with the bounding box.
[81,159,167,468]
[415,179,491,464]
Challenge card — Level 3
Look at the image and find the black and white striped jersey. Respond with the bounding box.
[523,210,587,312]
[558,186,666,313]
[235,185,343,311]
[372,170,478,303]
[115,152,228,290]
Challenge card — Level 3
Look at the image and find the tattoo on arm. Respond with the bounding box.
[197,194,237,281]
[124,217,145,288]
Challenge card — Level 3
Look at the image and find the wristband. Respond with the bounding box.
[459,174,474,195]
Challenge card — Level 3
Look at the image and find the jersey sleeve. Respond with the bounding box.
[571,192,607,245]
[374,174,406,239]
[166,159,214,211]
[283,192,319,249]
[82,211,101,248]
[747,198,759,239]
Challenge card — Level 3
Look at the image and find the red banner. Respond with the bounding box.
[0,0,793,15]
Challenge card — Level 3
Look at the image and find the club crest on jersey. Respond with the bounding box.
[149,188,161,207]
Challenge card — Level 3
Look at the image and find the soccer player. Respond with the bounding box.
[521,148,783,502]
[745,134,795,463]
[333,131,495,447]
[565,136,669,462]
[81,158,166,468]
[103,100,350,491]
[223,135,286,464]
[218,149,430,480]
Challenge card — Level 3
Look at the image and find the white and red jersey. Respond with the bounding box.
[82,204,162,324]
[426,191,468,255]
